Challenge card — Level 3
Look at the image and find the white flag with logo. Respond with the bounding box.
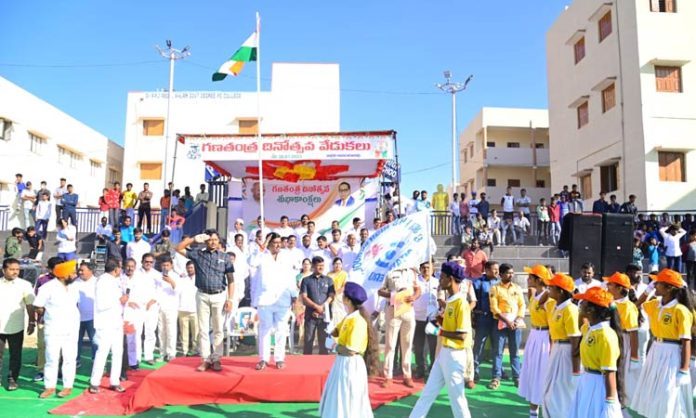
[350,210,435,291]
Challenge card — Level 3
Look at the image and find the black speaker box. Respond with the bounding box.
[559,213,603,278]
[601,213,634,276]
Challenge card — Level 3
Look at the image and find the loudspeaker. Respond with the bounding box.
[559,213,603,278]
[601,213,634,276]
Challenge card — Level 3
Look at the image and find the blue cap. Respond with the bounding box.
[344,281,368,305]
[440,261,465,282]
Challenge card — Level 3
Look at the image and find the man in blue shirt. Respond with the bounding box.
[471,260,499,384]
[62,184,79,227]
[592,192,609,214]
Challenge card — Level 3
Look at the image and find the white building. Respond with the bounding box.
[547,0,696,210]
[122,63,340,200]
[0,76,121,212]
[459,107,551,208]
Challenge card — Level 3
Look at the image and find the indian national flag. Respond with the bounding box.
[212,32,257,81]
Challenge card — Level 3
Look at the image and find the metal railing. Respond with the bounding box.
[430,211,543,237]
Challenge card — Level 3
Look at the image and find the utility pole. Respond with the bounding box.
[436,71,473,191]
[156,40,190,194]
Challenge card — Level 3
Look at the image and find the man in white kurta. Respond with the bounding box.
[33,260,80,398]
[252,233,298,370]
[123,256,158,367]
[89,260,127,392]
[156,256,179,361]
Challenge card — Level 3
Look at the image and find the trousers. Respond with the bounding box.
[383,306,415,379]
[196,291,226,362]
[0,331,24,381]
[127,306,159,365]
[178,311,199,354]
[158,309,178,358]
[77,319,97,362]
[413,320,438,375]
[44,332,78,389]
[303,316,329,355]
[258,304,291,363]
[90,328,123,387]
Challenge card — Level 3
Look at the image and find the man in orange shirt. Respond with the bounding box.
[462,239,488,279]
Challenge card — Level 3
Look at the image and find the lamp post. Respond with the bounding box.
[156,40,190,194]
[436,71,472,191]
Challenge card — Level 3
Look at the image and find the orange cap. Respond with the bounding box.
[548,273,575,294]
[573,286,614,308]
[52,259,77,279]
[603,272,631,289]
[649,268,685,288]
[524,265,552,285]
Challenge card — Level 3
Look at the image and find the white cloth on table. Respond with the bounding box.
[319,354,373,418]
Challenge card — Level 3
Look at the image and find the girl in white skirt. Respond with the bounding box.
[603,272,641,411]
[631,268,694,418]
[542,273,581,418]
[518,264,554,418]
[319,281,379,418]
[569,287,624,418]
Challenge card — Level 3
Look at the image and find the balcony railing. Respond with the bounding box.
[485,147,550,167]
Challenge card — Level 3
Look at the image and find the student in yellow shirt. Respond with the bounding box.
[631,269,694,418]
[319,281,378,418]
[569,286,624,418]
[603,271,641,409]
[409,261,472,418]
[488,263,526,390]
[518,264,553,418]
[121,183,138,224]
[542,273,581,418]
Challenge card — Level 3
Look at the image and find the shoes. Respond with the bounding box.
[403,378,415,388]
[381,378,392,388]
[211,360,222,372]
[88,385,100,394]
[276,361,286,370]
[487,379,500,390]
[129,365,139,371]
[110,385,126,393]
[39,388,56,398]
[119,376,128,382]
[33,372,44,382]
[196,362,210,372]
[57,388,72,398]
[162,356,171,362]
[7,378,18,391]
[145,360,155,366]
[255,361,267,371]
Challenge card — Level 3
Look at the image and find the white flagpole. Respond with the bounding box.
[255,12,265,229]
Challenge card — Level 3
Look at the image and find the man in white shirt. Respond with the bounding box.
[249,216,271,243]
[283,235,305,273]
[0,258,36,391]
[124,255,159,368]
[274,215,296,238]
[449,194,461,235]
[327,228,346,258]
[75,262,97,368]
[413,262,439,379]
[53,178,68,227]
[95,216,113,243]
[574,262,601,294]
[35,193,53,239]
[156,255,179,361]
[252,233,297,370]
[294,214,310,242]
[515,188,532,218]
[229,234,250,309]
[178,261,199,356]
[229,218,248,243]
[33,259,80,398]
[89,259,127,393]
[305,221,321,250]
[344,217,363,240]
[339,233,361,272]
[487,209,502,246]
[126,229,152,269]
[299,235,314,260]
[468,192,480,225]
[20,181,36,228]
[313,236,333,267]
[512,211,530,245]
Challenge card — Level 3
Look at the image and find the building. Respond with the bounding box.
[0,76,122,211]
[121,63,340,199]
[547,0,696,211]
[459,107,551,209]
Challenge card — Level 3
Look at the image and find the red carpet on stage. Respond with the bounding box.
[51,355,423,416]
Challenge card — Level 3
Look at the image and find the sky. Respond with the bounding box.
[1,0,570,194]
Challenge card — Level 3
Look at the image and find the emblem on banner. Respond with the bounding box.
[187,144,202,160]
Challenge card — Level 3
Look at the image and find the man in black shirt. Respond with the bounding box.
[300,256,335,355]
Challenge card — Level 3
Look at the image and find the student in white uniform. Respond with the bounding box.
[253,232,298,370]
[156,255,179,361]
[34,260,80,399]
[89,259,127,393]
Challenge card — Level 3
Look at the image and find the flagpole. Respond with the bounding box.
[255,11,265,230]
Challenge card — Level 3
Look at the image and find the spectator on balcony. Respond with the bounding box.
[501,216,516,246]
[195,184,209,206]
[61,185,79,228]
[548,197,561,246]
[632,238,645,268]
[120,216,135,243]
[36,181,51,202]
[461,225,475,251]
[98,188,109,221]
[449,193,461,235]
[56,218,77,261]
[685,232,696,288]
[568,186,583,214]
[35,193,52,240]
[20,181,36,228]
[25,227,43,261]
[160,189,171,231]
[487,209,502,246]
[515,188,531,220]
[473,213,487,235]
[478,193,490,220]
[513,211,530,245]
[183,187,194,215]
[500,187,515,221]
[462,239,488,279]
[4,228,24,259]
[106,229,125,262]
[682,214,694,233]
[122,183,138,225]
[460,192,470,228]
[468,192,480,224]
[619,194,638,216]
[95,217,113,244]
[137,183,154,234]
[660,224,686,272]
[607,194,620,213]
[592,192,609,214]
[536,198,550,245]
[559,185,570,202]
[558,194,570,219]
[53,178,68,227]
[105,182,121,227]
[646,236,660,273]
[167,208,186,245]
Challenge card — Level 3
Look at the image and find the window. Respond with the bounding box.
[463,153,468,163]
[0,118,12,141]
[506,142,520,148]
[599,11,612,42]
[600,163,619,192]
[469,144,474,158]
[655,66,682,92]
[602,83,616,112]
[29,132,47,154]
[507,179,521,187]
[658,151,685,182]
[581,174,592,197]
[108,168,118,184]
[239,119,258,135]
[535,143,545,149]
[650,0,676,12]
[90,160,101,177]
[140,163,162,180]
[486,141,496,148]
[577,102,589,129]
[536,180,546,188]
[487,178,497,187]
[143,119,164,136]
[58,146,81,169]
[574,37,586,64]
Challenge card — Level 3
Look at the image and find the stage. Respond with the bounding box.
[51,355,423,415]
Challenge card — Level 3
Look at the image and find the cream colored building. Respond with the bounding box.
[547,0,696,210]
[122,63,340,198]
[459,107,551,209]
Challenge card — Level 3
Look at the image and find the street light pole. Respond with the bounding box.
[436,71,472,191]
[156,41,190,194]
